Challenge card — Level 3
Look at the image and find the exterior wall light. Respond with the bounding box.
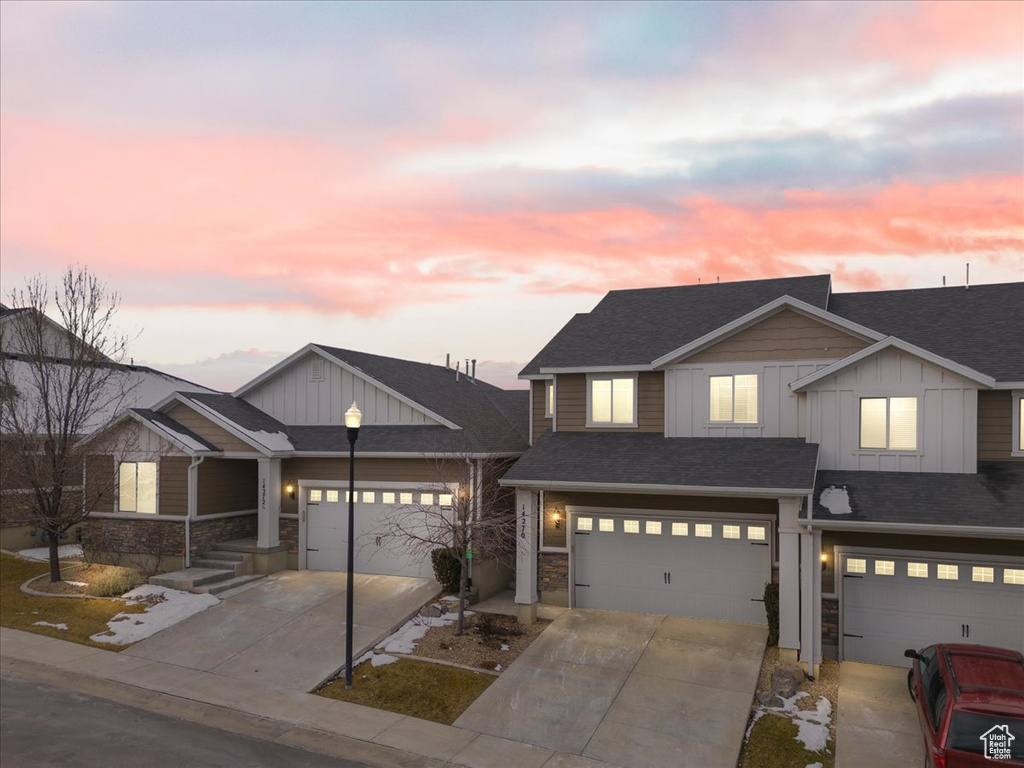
[285,483,295,500]
[820,551,828,572]
[552,510,563,530]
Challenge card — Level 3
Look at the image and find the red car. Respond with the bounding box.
[905,644,1024,767]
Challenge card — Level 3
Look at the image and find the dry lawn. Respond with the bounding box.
[318,659,494,724]
[410,612,549,672]
[26,561,142,597]
[0,553,144,650]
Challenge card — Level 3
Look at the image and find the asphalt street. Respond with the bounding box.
[0,675,368,768]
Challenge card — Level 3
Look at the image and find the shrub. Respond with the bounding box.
[763,582,779,646]
[430,548,461,593]
[87,567,144,597]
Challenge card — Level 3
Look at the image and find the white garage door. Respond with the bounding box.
[572,513,772,625]
[842,552,1024,667]
[305,487,438,578]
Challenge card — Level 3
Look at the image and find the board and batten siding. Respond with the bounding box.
[532,380,552,442]
[243,351,441,427]
[688,309,870,363]
[666,360,833,438]
[165,403,255,454]
[554,372,664,433]
[197,459,258,515]
[805,347,978,473]
[977,390,1023,462]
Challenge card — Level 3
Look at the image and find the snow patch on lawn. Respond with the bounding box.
[33,621,68,630]
[17,544,83,561]
[746,692,833,755]
[355,604,472,668]
[90,585,219,645]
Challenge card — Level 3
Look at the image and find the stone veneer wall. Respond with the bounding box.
[83,517,185,557]
[190,514,258,554]
[539,551,569,605]
[822,597,839,660]
[279,517,299,554]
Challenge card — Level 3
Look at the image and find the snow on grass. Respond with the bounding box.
[33,621,68,630]
[90,585,219,645]
[746,691,833,755]
[17,544,83,561]
[356,603,471,667]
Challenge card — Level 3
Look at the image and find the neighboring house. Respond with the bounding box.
[84,344,528,588]
[505,275,1024,669]
[0,303,112,361]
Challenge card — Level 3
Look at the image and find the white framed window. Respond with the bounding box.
[309,489,322,503]
[672,522,688,536]
[577,517,593,531]
[645,520,662,535]
[1004,569,1024,585]
[907,562,929,579]
[722,524,741,540]
[118,461,157,514]
[326,490,339,503]
[587,374,637,427]
[544,380,555,419]
[1013,391,1024,456]
[709,374,758,424]
[695,523,713,538]
[623,520,640,534]
[438,493,453,507]
[972,566,994,583]
[421,493,434,505]
[747,526,766,541]
[846,558,866,574]
[598,518,614,532]
[860,396,918,450]
[382,491,396,504]
[363,491,376,503]
[875,560,895,576]
[937,564,959,581]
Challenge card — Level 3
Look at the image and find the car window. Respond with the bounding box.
[946,712,1024,759]
[920,649,946,730]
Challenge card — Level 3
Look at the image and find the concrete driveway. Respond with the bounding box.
[455,609,766,768]
[835,662,925,768]
[123,570,438,692]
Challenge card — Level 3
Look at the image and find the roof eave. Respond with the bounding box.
[799,518,1024,539]
[498,478,813,497]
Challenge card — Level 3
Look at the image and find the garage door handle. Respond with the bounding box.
[843,574,863,579]
[843,633,863,639]
[307,548,319,552]
[574,531,590,536]
[750,598,764,603]
[574,583,590,588]
[749,542,769,546]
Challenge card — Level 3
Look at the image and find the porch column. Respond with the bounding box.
[799,526,823,674]
[515,488,539,624]
[778,497,802,661]
[257,458,281,549]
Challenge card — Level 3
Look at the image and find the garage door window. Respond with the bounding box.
[645,521,662,534]
[400,492,413,504]
[421,493,434,505]
[364,492,376,503]
[972,566,994,582]
[747,526,766,541]
[695,523,712,538]
[908,562,929,578]
[623,520,640,533]
[846,558,866,573]
[309,489,322,502]
[382,492,395,504]
[599,519,614,532]
[1005,569,1024,585]
[326,490,339,503]
[723,525,741,539]
[576,517,593,531]
[937,564,958,580]
[438,494,453,507]
[874,560,894,576]
[672,522,688,536]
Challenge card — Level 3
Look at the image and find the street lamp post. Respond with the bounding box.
[344,401,362,690]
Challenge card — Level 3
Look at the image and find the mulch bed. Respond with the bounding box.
[408,612,549,672]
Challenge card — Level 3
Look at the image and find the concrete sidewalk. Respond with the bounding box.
[1,627,604,768]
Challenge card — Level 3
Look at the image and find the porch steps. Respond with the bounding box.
[193,573,264,595]
[150,567,238,590]
[148,544,260,593]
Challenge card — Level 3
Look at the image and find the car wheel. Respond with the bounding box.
[907,669,915,701]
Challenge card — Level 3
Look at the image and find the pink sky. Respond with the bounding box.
[1,1,1021,390]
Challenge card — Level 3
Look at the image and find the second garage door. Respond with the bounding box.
[841,551,1024,667]
[305,487,438,578]
[572,513,772,625]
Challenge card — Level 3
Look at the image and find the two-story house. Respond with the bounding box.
[505,275,1023,669]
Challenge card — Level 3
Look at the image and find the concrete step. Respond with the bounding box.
[201,550,247,563]
[149,567,234,590]
[193,574,264,595]
[208,540,258,554]
[192,558,248,576]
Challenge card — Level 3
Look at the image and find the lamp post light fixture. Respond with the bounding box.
[344,401,362,690]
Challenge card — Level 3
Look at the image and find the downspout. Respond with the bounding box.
[466,459,475,585]
[185,455,205,568]
[805,491,814,680]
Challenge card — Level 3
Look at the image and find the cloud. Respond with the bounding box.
[139,348,288,392]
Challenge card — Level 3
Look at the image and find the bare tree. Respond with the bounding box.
[0,268,134,582]
[378,454,518,635]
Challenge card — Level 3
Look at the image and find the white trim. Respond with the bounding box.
[585,372,639,429]
[528,382,534,446]
[519,374,554,380]
[502,479,814,497]
[856,394,921,453]
[707,372,761,426]
[115,459,159,515]
[803,518,1024,539]
[539,364,654,374]
[194,508,258,521]
[995,381,1024,389]
[544,379,555,420]
[280,512,300,520]
[789,336,996,391]
[651,295,884,368]
[1011,390,1024,457]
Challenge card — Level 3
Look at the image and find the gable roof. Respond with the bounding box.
[519,275,833,376]
[827,282,1024,382]
[166,392,294,455]
[130,409,221,454]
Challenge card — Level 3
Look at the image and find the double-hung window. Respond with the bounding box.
[544,381,555,418]
[588,375,636,427]
[860,396,918,450]
[119,461,157,513]
[709,374,758,423]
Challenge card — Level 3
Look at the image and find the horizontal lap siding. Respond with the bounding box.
[978,390,1021,461]
[689,309,868,363]
[197,459,258,515]
[555,372,664,433]
[532,380,552,442]
[165,403,255,454]
[86,455,115,513]
[159,457,189,516]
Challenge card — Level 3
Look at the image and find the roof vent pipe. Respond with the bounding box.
[966,262,970,290]
[455,361,460,381]
[471,359,476,381]
[942,276,946,287]
[446,353,450,369]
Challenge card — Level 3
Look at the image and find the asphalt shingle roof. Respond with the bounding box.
[131,408,220,452]
[519,275,832,375]
[180,392,289,435]
[502,432,820,491]
[810,465,1024,529]
[828,282,1024,381]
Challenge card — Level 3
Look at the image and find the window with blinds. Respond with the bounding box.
[860,396,918,451]
[589,376,636,426]
[709,374,758,424]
